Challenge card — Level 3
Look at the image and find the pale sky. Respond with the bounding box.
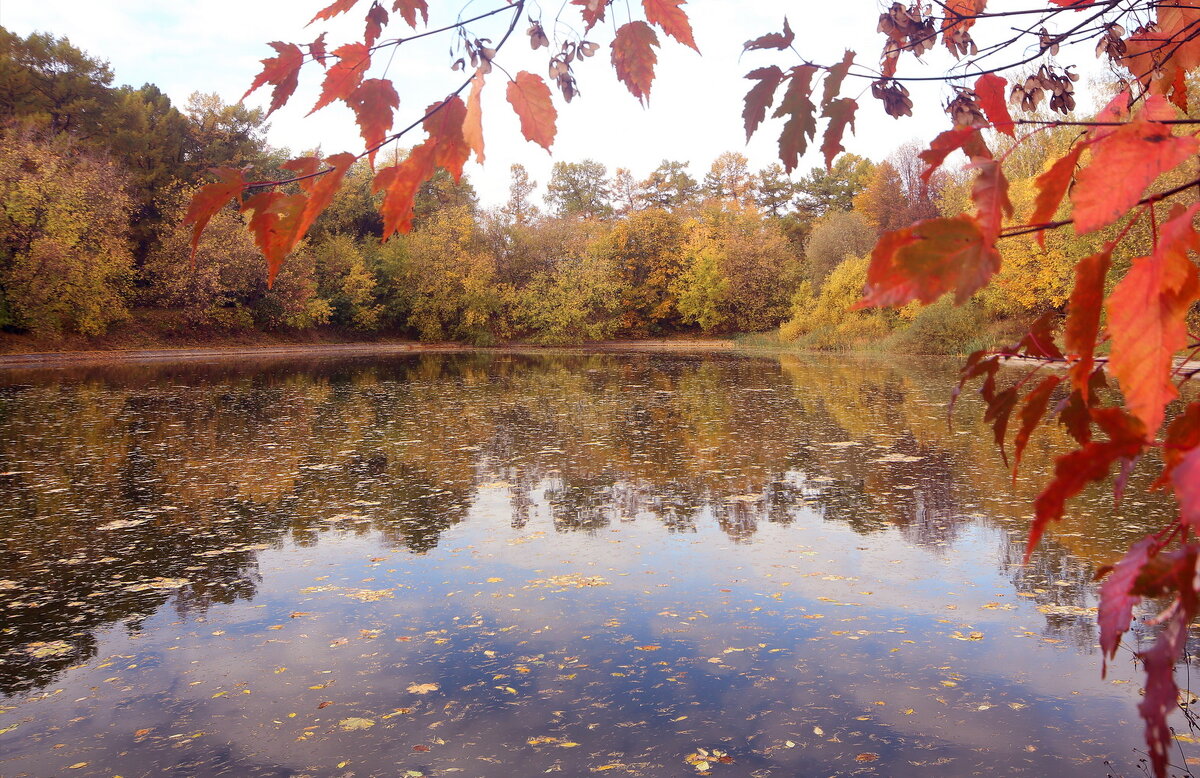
[0,1,1100,207]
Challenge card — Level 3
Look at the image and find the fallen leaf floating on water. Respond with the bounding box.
[856,752,880,762]
[24,641,73,659]
[338,717,375,731]
[407,682,439,695]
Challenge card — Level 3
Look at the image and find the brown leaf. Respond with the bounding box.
[611,21,659,104]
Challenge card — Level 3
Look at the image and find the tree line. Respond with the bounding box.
[0,26,1102,350]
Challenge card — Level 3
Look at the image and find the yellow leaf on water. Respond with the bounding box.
[486,578,503,583]
[68,763,88,769]
[338,717,375,731]
[407,683,439,695]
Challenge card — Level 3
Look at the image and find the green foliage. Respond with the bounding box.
[598,208,688,335]
[0,28,114,138]
[545,160,612,219]
[885,296,989,355]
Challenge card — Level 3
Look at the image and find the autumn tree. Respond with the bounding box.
[641,160,700,211]
[702,151,755,204]
[187,3,1200,770]
[0,128,133,336]
[544,159,612,220]
[501,163,539,226]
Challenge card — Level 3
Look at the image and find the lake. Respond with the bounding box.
[0,350,1192,777]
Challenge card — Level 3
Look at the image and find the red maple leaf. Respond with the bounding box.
[611,22,659,105]
[506,71,557,152]
[1071,96,1199,234]
[820,99,856,169]
[391,0,428,27]
[973,73,1013,136]
[642,0,698,52]
[742,66,783,142]
[182,168,246,258]
[1106,204,1200,433]
[345,79,399,165]
[242,42,305,117]
[857,214,1000,308]
[311,43,372,115]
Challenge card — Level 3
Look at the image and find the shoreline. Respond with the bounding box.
[0,338,740,369]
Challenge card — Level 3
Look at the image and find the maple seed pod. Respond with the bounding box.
[578,41,598,58]
[527,20,549,50]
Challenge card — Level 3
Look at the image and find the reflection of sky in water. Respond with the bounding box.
[0,352,1190,776]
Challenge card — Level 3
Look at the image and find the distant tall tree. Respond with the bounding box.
[641,160,699,210]
[183,92,276,177]
[754,163,795,217]
[794,154,875,217]
[703,152,755,205]
[502,163,539,225]
[853,145,942,233]
[545,159,612,219]
[611,167,645,216]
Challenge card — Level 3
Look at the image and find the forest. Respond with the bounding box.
[0,26,1148,352]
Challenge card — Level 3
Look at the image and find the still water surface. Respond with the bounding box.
[0,351,1191,777]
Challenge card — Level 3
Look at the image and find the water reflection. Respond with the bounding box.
[0,351,1187,776]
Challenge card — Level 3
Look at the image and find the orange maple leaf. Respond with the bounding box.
[1071,96,1198,234]
[310,0,359,24]
[374,143,436,238]
[364,2,389,47]
[572,0,608,32]
[463,69,486,164]
[1063,246,1114,393]
[182,168,246,258]
[311,43,372,114]
[642,0,698,52]
[1106,204,1200,434]
[423,96,470,181]
[345,79,399,165]
[611,21,659,105]
[1030,144,1084,245]
[242,42,305,117]
[506,72,557,152]
[857,214,1000,308]
[391,0,428,27]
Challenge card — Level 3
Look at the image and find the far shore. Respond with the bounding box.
[0,337,740,369]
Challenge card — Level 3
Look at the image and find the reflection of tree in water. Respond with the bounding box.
[0,351,1168,696]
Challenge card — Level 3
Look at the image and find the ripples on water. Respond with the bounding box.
[0,351,1192,777]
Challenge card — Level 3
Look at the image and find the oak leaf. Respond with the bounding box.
[242,42,305,117]
[506,71,557,152]
[642,0,698,51]
[611,21,659,104]
[1106,203,1200,433]
[857,214,1000,308]
[311,42,372,115]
